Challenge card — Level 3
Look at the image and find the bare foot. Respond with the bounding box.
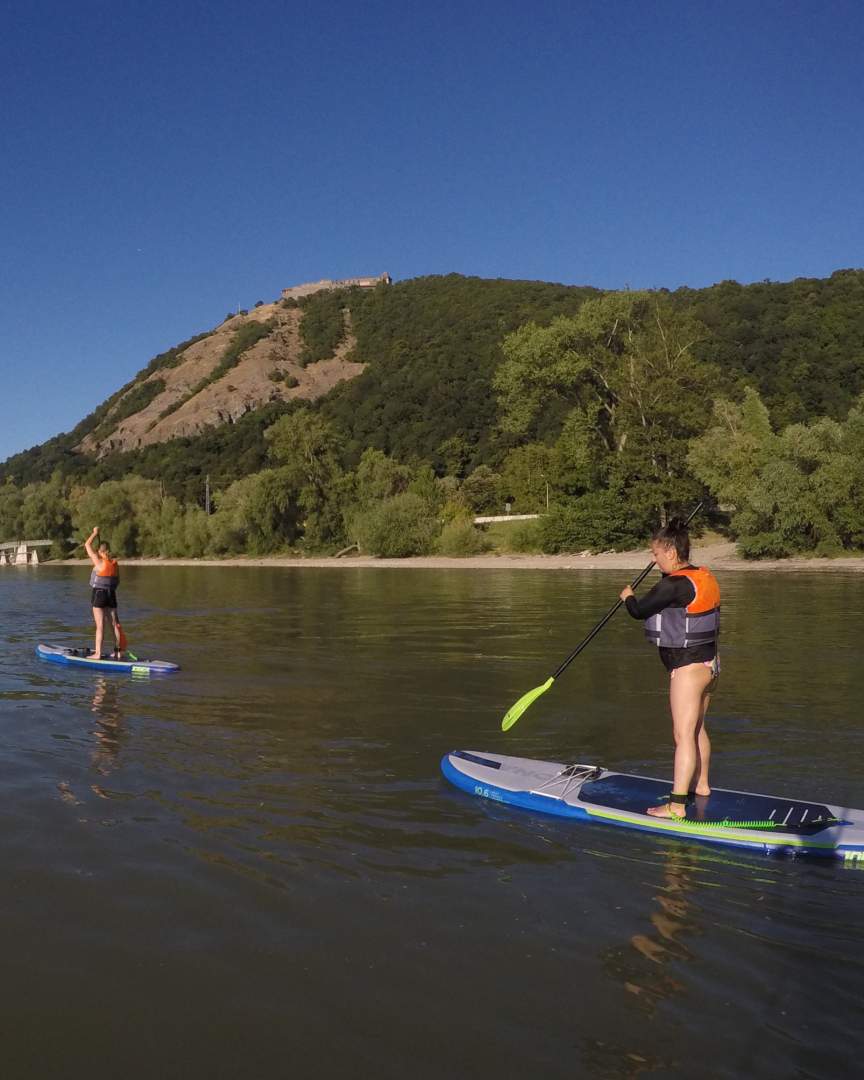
[646,803,686,819]
[692,787,711,798]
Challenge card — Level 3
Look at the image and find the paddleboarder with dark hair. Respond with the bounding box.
[84,526,125,659]
[619,518,720,819]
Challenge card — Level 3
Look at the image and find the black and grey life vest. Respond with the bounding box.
[644,566,720,649]
[89,556,119,590]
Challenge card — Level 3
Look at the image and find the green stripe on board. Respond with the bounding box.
[584,807,839,849]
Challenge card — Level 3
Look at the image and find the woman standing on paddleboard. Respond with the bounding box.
[619,519,720,819]
[84,527,124,659]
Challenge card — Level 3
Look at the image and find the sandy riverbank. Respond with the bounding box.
[55,541,864,571]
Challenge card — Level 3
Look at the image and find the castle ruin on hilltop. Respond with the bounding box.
[281,272,391,301]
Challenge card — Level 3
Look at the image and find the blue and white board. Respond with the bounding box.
[36,643,179,675]
[441,750,864,861]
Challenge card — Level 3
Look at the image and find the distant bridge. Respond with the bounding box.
[0,540,52,566]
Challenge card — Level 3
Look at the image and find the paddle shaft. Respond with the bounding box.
[549,502,704,681]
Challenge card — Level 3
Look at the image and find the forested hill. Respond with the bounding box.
[4,269,864,562]
[0,275,602,496]
[676,269,864,426]
[5,269,864,498]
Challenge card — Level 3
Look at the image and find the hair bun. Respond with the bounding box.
[651,516,691,561]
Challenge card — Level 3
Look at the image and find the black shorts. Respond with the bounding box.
[659,644,715,672]
[91,588,118,610]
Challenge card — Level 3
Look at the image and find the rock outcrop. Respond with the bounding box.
[77,302,364,457]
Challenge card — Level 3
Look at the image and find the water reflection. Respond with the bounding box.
[56,677,127,806]
[578,1037,669,1080]
[596,847,700,1013]
[89,677,125,781]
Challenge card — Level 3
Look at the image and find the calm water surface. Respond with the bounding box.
[1,565,862,1078]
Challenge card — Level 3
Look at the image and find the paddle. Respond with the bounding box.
[115,619,137,660]
[500,502,704,731]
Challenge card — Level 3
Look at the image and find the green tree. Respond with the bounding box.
[353,448,412,507]
[407,463,444,512]
[498,444,554,512]
[352,492,440,557]
[0,481,25,540]
[69,475,182,556]
[162,505,211,557]
[687,388,777,510]
[436,434,472,477]
[551,402,609,494]
[495,293,718,516]
[265,408,346,548]
[537,490,654,553]
[738,417,864,557]
[71,479,149,556]
[436,513,490,556]
[460,465,502,514]
[21,474,72,554]
[208,468,299,554]
[690,389,864,556]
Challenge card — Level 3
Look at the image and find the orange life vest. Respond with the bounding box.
[644,566,720,648]
[90,556,119,589]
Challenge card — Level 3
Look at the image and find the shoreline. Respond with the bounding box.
[53,541,864,572]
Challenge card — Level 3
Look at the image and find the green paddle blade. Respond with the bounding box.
[501,676,555,731]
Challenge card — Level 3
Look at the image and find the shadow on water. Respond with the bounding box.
[0,564,862,1078]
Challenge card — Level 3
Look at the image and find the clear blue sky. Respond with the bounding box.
[1,0,862,463]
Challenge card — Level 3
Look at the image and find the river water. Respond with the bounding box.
[1,565,862,1078]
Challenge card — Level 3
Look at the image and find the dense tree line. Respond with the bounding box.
[321,274,601,469]
[680,269,864,426]
[3,271,864,558]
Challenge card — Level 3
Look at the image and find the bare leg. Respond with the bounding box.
[108,610,121,653]
[92,607,105,658]
[648,664,715,817]
[692,695,712,796]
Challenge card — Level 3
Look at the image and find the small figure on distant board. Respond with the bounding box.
[619,518,721,818]
[84,527,126,659]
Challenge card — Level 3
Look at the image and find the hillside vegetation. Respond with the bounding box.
[3,270,864,559]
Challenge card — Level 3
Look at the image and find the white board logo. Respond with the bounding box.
[474,785,502,802]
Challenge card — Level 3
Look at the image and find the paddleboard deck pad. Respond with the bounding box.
[441,750,864,861]
[36,643,179,675]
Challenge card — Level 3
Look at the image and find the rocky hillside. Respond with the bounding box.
[78,300,363,457]
[5,271,864,502]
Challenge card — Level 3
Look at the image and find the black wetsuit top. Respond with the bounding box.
[624,568,716,672]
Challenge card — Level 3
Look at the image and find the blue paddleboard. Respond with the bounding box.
[441,750,864,861]
[36,643,179,675]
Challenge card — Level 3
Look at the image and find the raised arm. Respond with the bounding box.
[84,527,100,568]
